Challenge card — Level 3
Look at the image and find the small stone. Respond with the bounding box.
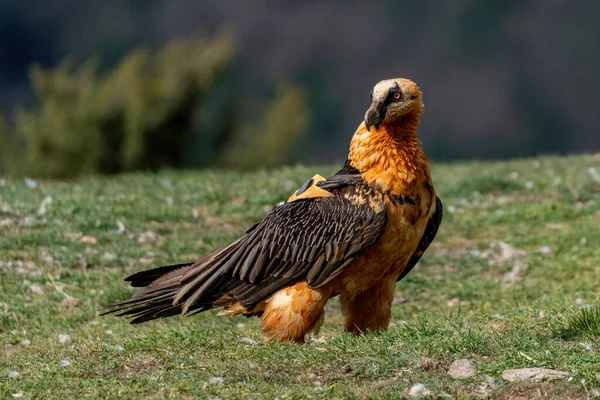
[101,252,117,261]
[38,196,53,215]
[79,235,97,245]
[208,376,224,384]
[137,231,158,244]
[60,359,71,367]
[58,333,72,344]
[21,339,31,346]
[446,298,470,307]
[0,216,13,228]
[29,284,44,295]
[470,249,481,257]
[576,298,591,309]
[240,337,256,344]
[408,383,430,398]
[496,241,526,262]
[525,181,534,189]
[11,392,24,398]
[539,246,552,256]
[7,370,21,378]
[165,197,174,205]
[580,342,593,351]
[501,368,569,382]
[21,216,35,227]
[24,177,38,189]
[116,220,126,233]
[447,359,477,379]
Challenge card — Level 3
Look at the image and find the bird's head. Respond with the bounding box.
[364,78,423,131]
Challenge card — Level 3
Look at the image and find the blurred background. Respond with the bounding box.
[0,0,599,178]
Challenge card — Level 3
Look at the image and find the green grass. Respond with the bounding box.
[1,154,600,399]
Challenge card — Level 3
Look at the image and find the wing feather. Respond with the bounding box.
[397,196,443,281]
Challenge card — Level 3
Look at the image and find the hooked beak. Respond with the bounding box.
[364,104,383,131]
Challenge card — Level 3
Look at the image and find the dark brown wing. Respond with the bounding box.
[176,180,387,310]
[102,173,387,323]
[397,196,443,282]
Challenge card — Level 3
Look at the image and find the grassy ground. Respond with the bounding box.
[1,154,599,399]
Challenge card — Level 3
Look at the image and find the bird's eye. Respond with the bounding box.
[393,92,402,101]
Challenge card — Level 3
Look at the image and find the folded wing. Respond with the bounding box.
[102,175,387,323]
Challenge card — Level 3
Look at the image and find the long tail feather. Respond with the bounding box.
[101,239,247,323]
[100,262,194,323]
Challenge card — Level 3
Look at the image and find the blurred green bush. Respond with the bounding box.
[0,31,310,178]
[220,83,310,169]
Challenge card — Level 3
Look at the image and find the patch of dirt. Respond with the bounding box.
[0,215,14,229]
[473,241,530,284]
[316,363,353,383]
[365,371,406,390]
[410,356,446,373]
[2,260,42,277]
[494,383,587,400]
[70,350,166,380]
[122,355,164,378]
[430,236,482,258]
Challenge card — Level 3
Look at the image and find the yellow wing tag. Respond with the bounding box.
[287,174,333,202]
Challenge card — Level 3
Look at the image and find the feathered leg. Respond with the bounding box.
[340,277,396,335]
[261,282,332,343]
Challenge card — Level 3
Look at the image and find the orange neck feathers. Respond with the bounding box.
[348,112,431,194]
